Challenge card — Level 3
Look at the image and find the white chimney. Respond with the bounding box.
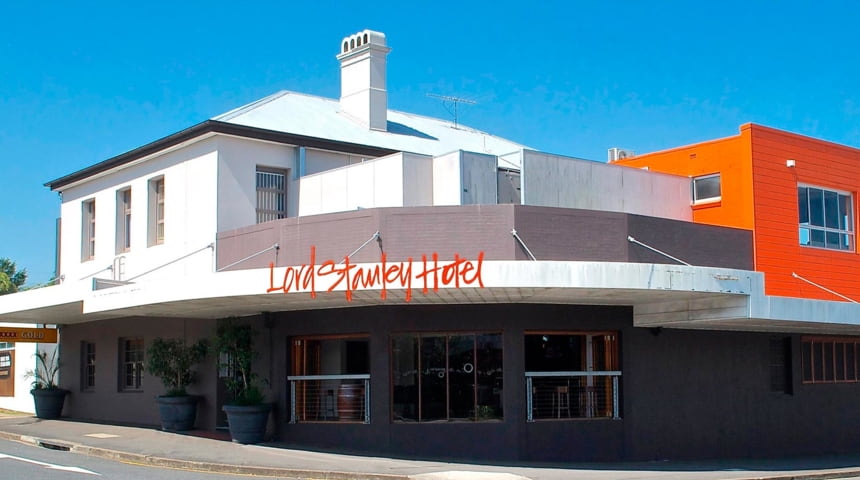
[337,30,390,131]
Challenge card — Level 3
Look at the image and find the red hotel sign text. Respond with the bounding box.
[267,247,484,302]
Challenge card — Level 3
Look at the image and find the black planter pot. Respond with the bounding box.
[31,388,68,419]
[222,403,271,444]
[156,395,199,431]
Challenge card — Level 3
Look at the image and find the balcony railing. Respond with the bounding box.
[288,374,370,424]
[525,371,621,421]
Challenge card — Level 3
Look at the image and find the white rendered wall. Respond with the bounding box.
[432,152,461,205]
[58,137,220,286]
[216,136,297,232]
[521,150,692,221]
[298,153,432,216]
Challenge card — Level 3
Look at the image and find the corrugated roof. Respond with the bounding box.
[214,90,529,159]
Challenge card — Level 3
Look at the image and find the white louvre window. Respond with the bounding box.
[798,185,854,251]
[692,174,721,204]
[256,168,288,223]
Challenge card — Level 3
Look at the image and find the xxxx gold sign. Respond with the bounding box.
[0,328,58,343]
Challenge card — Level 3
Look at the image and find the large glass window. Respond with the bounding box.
[798,185,854,251]
[289,335,370,423]
[392,332,502,422]
[524,332,620,420]
[256,168,288,223]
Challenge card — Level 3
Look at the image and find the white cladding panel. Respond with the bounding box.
[297,153,433,216]
[58,137,219,285]
[521,150,692,221]
[432,152,462,206]
[461,151,498,205]
[216,136,297,232]
[305,149,365,175]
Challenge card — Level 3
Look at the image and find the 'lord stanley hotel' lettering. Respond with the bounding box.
[267,247,485,301]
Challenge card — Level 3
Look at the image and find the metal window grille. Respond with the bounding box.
[256,169,287,224]
[526,372,621,421]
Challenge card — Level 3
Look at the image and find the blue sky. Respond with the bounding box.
[2,1,860,284]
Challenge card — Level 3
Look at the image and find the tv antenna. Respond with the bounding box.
[427,93,476,129]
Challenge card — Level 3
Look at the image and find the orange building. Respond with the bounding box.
[614,123,860,302]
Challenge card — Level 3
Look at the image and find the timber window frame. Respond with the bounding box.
[81,199,96,261]
[148,177,165,246]
[116,187,132,253]
[801,336,860,384]
[81,341,96,392]
[118,337,144,391]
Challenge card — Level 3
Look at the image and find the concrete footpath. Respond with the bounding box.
[0,416,859,480]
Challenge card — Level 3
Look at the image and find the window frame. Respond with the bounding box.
[256,167,288,224]
[116,187,132,254]
[148,177,165,246]
[692,173,721,205]
[390,330,503,423]
[118,337,144,392]
[81,199,96,261]
[798,184,855,252]
[801,335,860,384]
[81,341,96,392]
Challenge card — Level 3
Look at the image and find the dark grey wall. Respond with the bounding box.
[217,205,753,270]
[59,317,219,429]
[59,302,860,462]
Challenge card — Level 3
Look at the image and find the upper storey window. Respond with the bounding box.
[148,177,165,246]
[81,199,96,261]
[256,168,287,223]
[116,188,131,253]
[692,173,721,204]
[798,185,854,251]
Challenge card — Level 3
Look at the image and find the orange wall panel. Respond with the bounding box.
[618,123,860,303]
[749,124,860,301]
[613,128,755,230]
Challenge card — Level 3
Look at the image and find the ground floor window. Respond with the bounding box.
[289,335,370,423]
[802,336,860,383]
[392,332,503,422]
[119,338,144,391]
[81,341,96,392]
[524,331,620,420]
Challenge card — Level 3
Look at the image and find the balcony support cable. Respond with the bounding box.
[216,243,280,272]
[627,235,691,266]
[792,272,858,303]
[511,229,537,261]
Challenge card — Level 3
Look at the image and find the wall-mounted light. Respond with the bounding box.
[786,159,796,168]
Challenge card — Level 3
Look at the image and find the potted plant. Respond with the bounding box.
[146,337,209,431]
[215,318,270,444]
[25,347,67,419]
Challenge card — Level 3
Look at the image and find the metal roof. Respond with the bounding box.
[46,90,529,191]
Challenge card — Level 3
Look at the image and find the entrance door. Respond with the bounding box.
[0,347,15,397]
